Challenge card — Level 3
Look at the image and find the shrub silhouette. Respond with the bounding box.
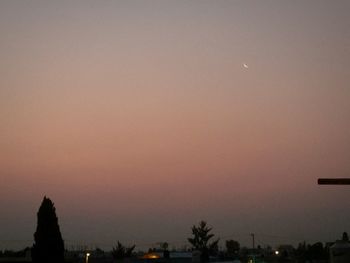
[112,241,135,260]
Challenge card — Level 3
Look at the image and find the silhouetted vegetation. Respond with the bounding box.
[159,242,170,258]
[225,239,240,258]
[3,199,348,263]
[188,221,219,263]
[112,241,136,260]
[32,196,64,263]
[294,241,328,263]
[0,247,31,258]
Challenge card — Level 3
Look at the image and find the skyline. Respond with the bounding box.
[1,0,350,251]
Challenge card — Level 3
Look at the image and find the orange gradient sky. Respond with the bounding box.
[1,1,350,250]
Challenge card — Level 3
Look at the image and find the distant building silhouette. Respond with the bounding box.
[330,232,350,263]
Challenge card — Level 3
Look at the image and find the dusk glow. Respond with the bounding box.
[1,0,350,251]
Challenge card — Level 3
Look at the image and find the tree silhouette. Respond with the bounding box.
[112,241,135,260]
[160,242,170,259]
[226,240,240,257]
[32,196,64,263]
[188,221,219,263]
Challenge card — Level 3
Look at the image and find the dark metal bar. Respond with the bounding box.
[318,178,350,185]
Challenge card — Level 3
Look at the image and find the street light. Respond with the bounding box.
[86,252,90,263]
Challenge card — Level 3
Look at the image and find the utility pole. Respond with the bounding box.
[250,233,255,249]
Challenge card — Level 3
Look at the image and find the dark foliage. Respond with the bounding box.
[112,241,135,260]
[32,196,64,263]
[295,241,328,263]
[0,247,31,258]
[188,221,219,263]
[159,242,170,258]
[225,240,240,257]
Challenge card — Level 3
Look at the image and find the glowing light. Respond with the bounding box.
[275,250,279,255]
[142,253,161,259]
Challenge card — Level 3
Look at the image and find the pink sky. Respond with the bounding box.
[1,1,350,250]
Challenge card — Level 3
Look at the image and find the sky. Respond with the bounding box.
[1,0,350,251]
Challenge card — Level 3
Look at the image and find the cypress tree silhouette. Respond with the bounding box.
[32,196,64,263]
